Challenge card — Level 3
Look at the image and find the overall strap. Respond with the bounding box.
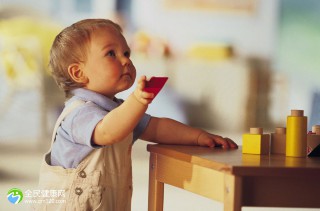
[50,100,86,148]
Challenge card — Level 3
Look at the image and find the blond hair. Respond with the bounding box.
[49,19,122,97]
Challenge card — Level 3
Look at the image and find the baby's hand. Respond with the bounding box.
[133,76,155,105]
[197,132,238,149]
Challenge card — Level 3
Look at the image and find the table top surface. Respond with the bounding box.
[147,144,320,177]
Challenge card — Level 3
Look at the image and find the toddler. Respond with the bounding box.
[36,19,237,211]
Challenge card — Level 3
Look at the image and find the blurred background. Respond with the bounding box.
[1,0,320,210]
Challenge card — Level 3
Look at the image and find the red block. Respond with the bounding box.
[144,77,168,97]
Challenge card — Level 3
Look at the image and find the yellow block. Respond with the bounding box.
[242,134,270,155]
[286,116,307,157]
[187,43,232,61]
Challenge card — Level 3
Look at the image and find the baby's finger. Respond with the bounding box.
[141,91,154,99]
[137,76,146,89]
[139,75,147,82]
[225,138,238,149]
[138,97,153,105]
[212,135,230,149]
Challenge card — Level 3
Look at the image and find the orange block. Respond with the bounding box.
[271,127,286,155]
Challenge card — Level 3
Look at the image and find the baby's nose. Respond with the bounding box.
[120,56,131,66]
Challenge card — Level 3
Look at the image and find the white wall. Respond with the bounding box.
[132,0,279,58]
[0,0,116,26]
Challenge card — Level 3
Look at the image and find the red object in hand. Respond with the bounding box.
[143,77,168,97]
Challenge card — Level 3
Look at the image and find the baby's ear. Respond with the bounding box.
[67,63,88,84]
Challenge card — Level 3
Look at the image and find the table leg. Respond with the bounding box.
[224,174,242,211]
[148,153,164,211]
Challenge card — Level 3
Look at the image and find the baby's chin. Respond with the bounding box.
[122,74,135,83]
[120,80,135,92]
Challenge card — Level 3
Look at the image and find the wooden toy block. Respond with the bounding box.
[143,77,168,98]
[242,127,270,155]
[270,127,286,155]
[307,125,320,155]
[312,125,320,134]
[286,110,307,157]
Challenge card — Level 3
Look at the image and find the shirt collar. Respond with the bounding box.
[69,88,122,111]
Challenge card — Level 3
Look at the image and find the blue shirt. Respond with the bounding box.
[50,88,151,168]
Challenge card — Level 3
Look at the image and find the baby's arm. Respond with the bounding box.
[141,117,238,149]
[93,76,154,146]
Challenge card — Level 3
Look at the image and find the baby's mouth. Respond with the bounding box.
[122,72,132,79]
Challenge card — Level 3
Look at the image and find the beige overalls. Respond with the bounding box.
[33,100,133,211]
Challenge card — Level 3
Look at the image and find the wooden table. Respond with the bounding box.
[147,144,320,211]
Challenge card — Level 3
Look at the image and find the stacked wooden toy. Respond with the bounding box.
[307,125,320,155]
[242,109,320,157]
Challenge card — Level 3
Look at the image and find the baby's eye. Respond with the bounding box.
[124,51,130,58]
[106,50,116,57]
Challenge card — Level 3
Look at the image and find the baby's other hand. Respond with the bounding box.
[197,132,238,149]
[134,75,154,105]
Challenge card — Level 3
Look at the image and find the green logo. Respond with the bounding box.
[7,188,23,204]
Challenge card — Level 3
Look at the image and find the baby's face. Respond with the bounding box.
[82,26,136,98]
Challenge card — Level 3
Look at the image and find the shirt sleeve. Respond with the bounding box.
[133,113,152,141]
[70,102,107,148]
